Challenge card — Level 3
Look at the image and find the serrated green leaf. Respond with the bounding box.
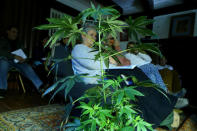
[136,27,156,36]
[103,79,114,90]
[49,81,67,103]
[91,120,96,131]
[117,91,124,105]
[81,119,92,125]
[34,24,59,30]
[49,29,64,48]
[125,88,144,97]
[104,57,109,68]
[64,78,75,100]
[120,126,134,131]
[42,82,59,97]
[133,16,147,26]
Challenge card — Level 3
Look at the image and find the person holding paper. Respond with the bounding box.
[0,25,44,98]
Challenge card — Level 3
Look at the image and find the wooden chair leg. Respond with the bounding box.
[15,74,20,91]
[18,74,26,93]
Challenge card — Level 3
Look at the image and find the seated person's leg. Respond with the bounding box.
[105,67,150,82]
[0,59,10,93]
[10,62,43,90]
[33,63,49,85]
[99,68,178,128]
[134,85,177,128]
[139,63,167,92]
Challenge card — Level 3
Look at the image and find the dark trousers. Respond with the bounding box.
[0,58,43,90]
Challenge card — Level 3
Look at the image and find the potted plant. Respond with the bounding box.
[36,3,164,131]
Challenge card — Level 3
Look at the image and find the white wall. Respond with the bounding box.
[152,9,197,39]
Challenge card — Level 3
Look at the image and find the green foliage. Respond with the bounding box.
[79,3,120,24]
[42,74,83,103]
[127,42,163,58]
[125,16,156,42]
[35,14,81,48]
[101,15,126,39]
[35,2,166,131]
[75,76,153,131]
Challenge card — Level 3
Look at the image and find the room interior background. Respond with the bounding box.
[1,0,197,105]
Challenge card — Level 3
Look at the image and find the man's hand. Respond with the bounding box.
[14,55,25,63]
[109,56,117,65]
[118,56,131,66]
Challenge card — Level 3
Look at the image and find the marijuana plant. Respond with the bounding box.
[36,2,163,131]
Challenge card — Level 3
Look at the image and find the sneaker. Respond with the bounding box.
[35,87,45,94]
[174,98,189,109]
[173,88,187,98]
[36,84,48,94]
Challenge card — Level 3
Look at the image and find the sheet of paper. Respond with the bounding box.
[11,49,27,63]
[109,64,136,69]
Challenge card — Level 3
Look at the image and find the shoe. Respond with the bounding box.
[173,88,187,98]
[36,88,45,94]
[174,98,189,109]
[36,84,48,94]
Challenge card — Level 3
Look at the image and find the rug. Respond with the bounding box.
[0,104,65,131]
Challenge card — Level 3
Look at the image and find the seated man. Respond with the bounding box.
[32,36,51,86]
[0,25,43,98]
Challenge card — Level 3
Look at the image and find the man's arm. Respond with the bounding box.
[113,39,131,66]
[137,52,152,63]
[0,39,15,59]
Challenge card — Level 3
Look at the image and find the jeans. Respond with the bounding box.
[0,58,43,90]
[139,63,167,92]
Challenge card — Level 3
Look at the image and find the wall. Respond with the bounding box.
[152,10,197,105]
[153,9,197,39]
[0,0,79,57]
[0,0,50,57]
[118,34,129,52]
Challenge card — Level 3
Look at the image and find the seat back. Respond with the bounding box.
[52,44,74,78]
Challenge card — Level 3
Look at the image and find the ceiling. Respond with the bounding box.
[56,0,196,16]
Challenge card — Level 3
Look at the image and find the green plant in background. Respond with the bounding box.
[126,16,156,42]
[36,2,163,131]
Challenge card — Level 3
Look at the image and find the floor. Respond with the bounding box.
[0,76,59,113]
[1,74,197,116]
[0,90,51,113]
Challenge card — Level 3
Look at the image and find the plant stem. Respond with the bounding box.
[103,49,130,60]
[98,15,106,103]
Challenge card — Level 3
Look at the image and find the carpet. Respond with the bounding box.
[0,104,65,131]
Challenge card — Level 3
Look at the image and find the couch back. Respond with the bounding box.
[53,44,74,77]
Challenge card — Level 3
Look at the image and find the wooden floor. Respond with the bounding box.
[0,90,51,113]
[0,74,59,113]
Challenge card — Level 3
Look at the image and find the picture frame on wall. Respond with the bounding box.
[169,13,195,38]
[120,29,128,41]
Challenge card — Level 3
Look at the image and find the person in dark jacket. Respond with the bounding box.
[0,25,43,98]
